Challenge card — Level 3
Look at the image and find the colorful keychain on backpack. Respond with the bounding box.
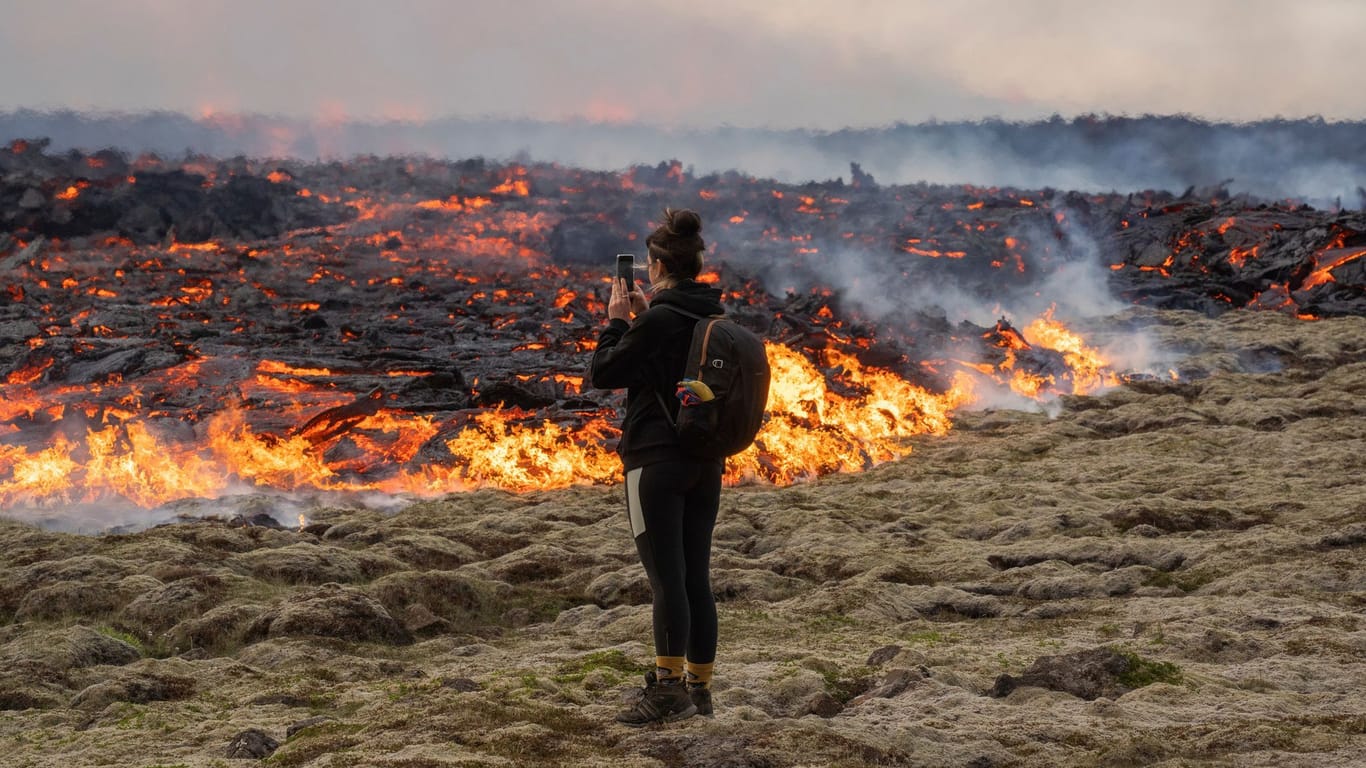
[675,378,715,406]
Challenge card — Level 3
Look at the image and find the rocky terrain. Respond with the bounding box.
[0,306,1364,767]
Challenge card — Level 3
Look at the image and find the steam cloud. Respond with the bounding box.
[4,111,1365,206]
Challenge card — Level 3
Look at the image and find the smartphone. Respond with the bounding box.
[616,253,636,288]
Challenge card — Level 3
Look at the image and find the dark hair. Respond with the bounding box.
[646,208,704,279]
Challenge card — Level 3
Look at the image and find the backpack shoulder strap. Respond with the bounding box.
[653,389,676,429]
[648,304,719,428]
[653,304,721,321]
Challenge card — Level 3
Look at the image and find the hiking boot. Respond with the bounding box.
[687,684,713,717]
[615,671,696,726]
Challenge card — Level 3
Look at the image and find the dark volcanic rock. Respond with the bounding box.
[1318,523,1366,549]
[0,319,41,345]
[848,668,922,707]
[548,214,630,266]
[224,728,280,759]
[989,646,1170,701]
[801,691,844,718]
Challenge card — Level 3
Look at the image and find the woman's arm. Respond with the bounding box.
[589,276,654,390]
[588,311,658,390]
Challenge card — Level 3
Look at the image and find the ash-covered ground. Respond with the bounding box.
[1,307,1362,767]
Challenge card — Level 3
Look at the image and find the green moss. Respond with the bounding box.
[1141,568,1216,593]
[95,623,179,659]
[552,649,649,684]
[305,666,340,683]
[1117,651,1184,688]
[498,587,583,626]
[823,667,871,703]
[265,722,365,768]
[94,626,145,654]
[904,629,949,646]
[385,681,427,703]
[993,651,1018,671]
[114,705,148,730]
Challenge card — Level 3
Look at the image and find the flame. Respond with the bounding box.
[491,178,530,197]
[1020,308,1121,394]
[724,344,974,484]
[85,422,226,507]
[0,439,80,504]
[207,410,338,490]
[1227,245,1259,268]
[962,308,1120,398]
[431,411,618,491]
[0,337,987,506]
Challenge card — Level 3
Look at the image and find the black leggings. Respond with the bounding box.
[625,459,723,663]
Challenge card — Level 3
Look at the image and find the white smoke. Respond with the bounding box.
[3,111,1364,206]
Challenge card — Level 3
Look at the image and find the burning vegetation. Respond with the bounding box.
[1,138,1363,512]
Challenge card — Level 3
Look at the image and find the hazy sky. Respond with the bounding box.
[2,0,1362,128]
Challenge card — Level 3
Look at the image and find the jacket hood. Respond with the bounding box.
[649,279,725,317]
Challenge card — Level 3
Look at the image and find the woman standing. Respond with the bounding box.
[589,208,723,726]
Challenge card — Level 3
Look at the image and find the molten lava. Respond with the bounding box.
[0,154,1148,513]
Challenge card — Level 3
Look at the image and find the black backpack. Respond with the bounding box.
[653,305,771,458]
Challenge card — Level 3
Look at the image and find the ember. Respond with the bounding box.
[2,139,1362,511]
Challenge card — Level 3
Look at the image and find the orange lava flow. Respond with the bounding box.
[1018,308,1122,395]
[1302,248,1366,291]
[965,307,1121,398]
[0,345,965,505]
[0,312,1122,509]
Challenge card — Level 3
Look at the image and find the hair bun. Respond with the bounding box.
[667,208,702,237]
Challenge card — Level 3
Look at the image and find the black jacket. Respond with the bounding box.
[588,279,725,470]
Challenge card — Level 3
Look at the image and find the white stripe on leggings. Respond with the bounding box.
[625,467,646,538]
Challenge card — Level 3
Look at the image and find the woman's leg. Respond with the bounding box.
[616,461,713,725]
[626,462,696,673]
[681,460,722,667]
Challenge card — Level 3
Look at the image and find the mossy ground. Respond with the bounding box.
[1,310,1364,767]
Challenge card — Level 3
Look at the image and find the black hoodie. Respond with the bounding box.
[588,279,726,470]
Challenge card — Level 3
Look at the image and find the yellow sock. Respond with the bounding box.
[655,656,685,681]
[685,661,714,688]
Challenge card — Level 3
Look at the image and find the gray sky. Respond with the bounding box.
[2,0,1362,128]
